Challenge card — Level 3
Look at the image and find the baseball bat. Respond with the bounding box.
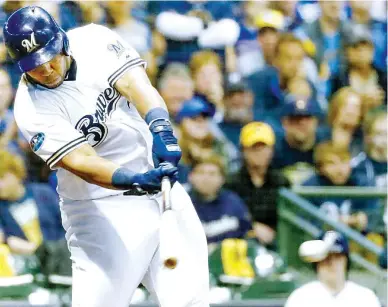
[160,177,179,269]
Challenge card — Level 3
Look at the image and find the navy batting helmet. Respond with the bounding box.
[3,6,70,72]
[318,231,349,256]
[314,230,351,273]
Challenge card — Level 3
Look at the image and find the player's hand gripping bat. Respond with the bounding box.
[160,177,179,269]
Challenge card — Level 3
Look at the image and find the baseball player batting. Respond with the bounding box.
[3,6,209,307]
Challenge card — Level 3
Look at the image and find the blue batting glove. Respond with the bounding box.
[132,163,178,192]
[149,119,182,167]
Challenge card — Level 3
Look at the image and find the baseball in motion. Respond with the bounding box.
[3,6,210,307]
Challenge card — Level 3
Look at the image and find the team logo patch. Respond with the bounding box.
[107,40,125,58]
[22,32,40,53]
[30,133,45,152]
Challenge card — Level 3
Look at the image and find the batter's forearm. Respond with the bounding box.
[127,81,168,118]
[56,145,136,190]
[74,157,121,189]
[115,66,169,118]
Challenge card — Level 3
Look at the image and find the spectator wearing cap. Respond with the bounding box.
[328,87,363,156]
[245,33,317,123]
[271,93,330,185]
[363,107,387,188]
[188,156,252,245]
[257,10,320,86]
[302,141,380,233]
[330,25,387,115]
[176,98,240,177]
[233,1,268,77]
[285,231,381,307]
[348,1,387,72]
[234,3,318,83]
[255,9,285,69]
[225,122,290,247]
[304,1,349,89]
[217,81,253,148]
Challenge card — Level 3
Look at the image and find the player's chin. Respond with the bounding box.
[44,78,65,89]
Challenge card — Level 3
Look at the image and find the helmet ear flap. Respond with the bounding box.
[61,30,70,56]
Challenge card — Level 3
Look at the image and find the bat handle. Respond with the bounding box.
[161,176,172,211]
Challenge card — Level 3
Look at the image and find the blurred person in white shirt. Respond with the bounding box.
[285,231,381,307]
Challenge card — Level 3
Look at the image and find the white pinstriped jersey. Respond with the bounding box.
[285,281,381,307]
[14,24,154,201]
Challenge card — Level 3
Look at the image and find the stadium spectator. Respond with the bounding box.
[225,122,290,247]
[176,98,240,177]
[105,1,151,55]
[286,76,314,105]
[190,50,225,119]
[158,63,194,126]
[0,1,25,89]
[105,1,159,84]
[0,150,65,254]
[270,0,303,32]
[59,1,105,31]
[188,156,251,245]
[285,231,381,307]
[255,10,285,68]
[363,107,388,188]
[245,33,311,122]
[348,1,387,72]
[218,81,253,148]
[328,87,363,155]
[304,0,348,95]
[272,94,329,185]
[302,141,379,232]
[233,0,268,77]
[330,25,387,115]
[0,69,18,154]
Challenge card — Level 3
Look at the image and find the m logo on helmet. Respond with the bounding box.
[21,32,40,53]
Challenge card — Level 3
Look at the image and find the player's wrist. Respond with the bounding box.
[145,107,170,128]
[111,167,137,189]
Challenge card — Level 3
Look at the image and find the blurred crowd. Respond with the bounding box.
[0,0,387,294]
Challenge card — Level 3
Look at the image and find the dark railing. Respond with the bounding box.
[277,187,387,297]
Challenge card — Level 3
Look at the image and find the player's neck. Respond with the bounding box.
[320,276,346,295]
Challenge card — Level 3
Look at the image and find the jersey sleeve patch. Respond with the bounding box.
[46,136,88,169]
[30,133,45,152]
[107,40,126,58]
